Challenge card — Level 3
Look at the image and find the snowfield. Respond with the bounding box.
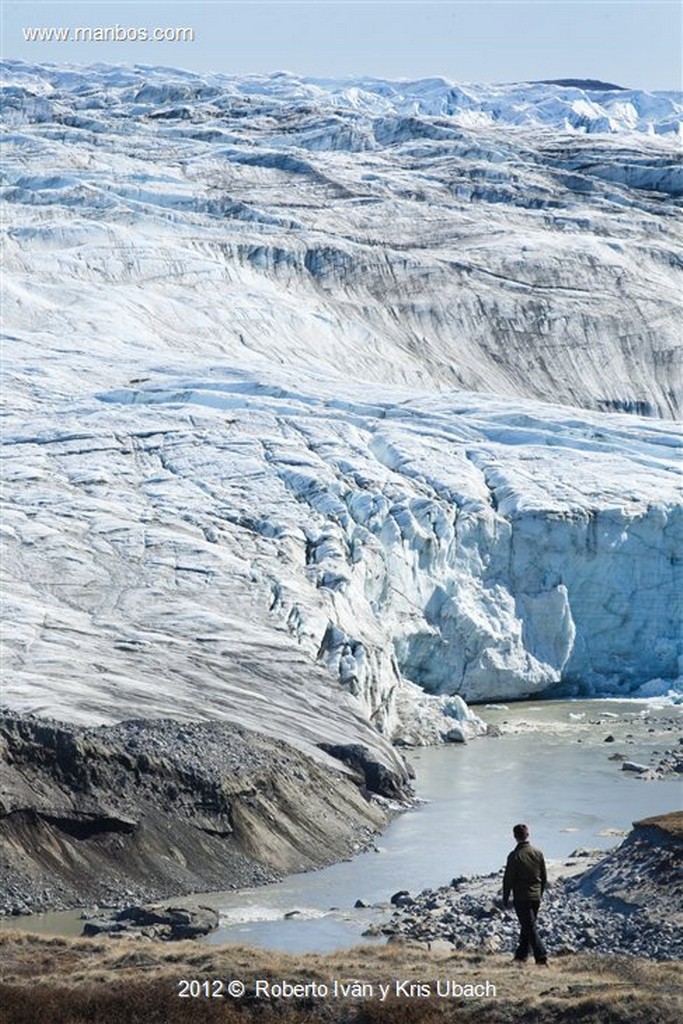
[1,62,681,751]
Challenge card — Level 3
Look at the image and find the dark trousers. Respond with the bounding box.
[513,899,547,963]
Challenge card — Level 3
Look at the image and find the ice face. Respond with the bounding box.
[2,372,679,745]
[1,63,681,748]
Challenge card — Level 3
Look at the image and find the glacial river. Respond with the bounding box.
[2,699,680,950]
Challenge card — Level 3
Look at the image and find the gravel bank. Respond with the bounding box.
[376,813,682,961]
[0,713,412,917]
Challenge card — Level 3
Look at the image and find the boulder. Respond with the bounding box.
[82,919,127,937]
[390,890,413,907]
[83,904,218,941]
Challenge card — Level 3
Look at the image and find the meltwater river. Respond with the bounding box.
[2,699,680,951]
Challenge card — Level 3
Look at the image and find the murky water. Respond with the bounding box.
[2,699,680,951]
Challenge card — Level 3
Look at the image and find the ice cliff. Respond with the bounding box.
[1,62,681,749]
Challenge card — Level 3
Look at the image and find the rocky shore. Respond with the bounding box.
[0,713,412,917]
[373,813,683,961]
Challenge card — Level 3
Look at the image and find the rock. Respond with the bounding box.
[604,734,615,742]
[317,743,408,799]
[443,726,466,743]
[390,890,414,907]
[621,761,651,773]
[83,904,219,941]
[362,924,383,937]
[380,924,399,935]
[82,919,127,937]
[354,899,370,908]
[169,906,219,940]
[115,905,157,925]
[477,902,501,918]
[428,938,455,955]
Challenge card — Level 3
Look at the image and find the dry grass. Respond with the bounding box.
[635,811,683,837]
[0,930,680,1024]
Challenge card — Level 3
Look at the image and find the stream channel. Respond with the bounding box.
[2,698,680,952]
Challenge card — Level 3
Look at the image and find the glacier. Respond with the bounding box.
[1,61,681,755]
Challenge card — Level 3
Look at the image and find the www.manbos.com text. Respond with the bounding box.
[22,25,195,44]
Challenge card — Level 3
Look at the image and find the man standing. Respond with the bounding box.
[503,823,548,965]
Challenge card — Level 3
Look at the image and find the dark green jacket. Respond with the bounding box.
[503,841,547,903]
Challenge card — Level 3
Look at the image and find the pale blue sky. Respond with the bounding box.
[2,1,681,91]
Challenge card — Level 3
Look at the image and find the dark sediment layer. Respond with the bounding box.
[0,713,411,916]
[378,813,683,961]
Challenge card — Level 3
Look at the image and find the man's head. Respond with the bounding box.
[513,823,529,842]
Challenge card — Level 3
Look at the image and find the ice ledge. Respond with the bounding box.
[2,373,680,746]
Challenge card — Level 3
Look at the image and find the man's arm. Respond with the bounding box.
[502,852,515,907]
[539,852,547,895]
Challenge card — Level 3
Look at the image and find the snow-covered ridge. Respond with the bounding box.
[1,62,681,747]
[2,61,682,136]
[2,62,681,421]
